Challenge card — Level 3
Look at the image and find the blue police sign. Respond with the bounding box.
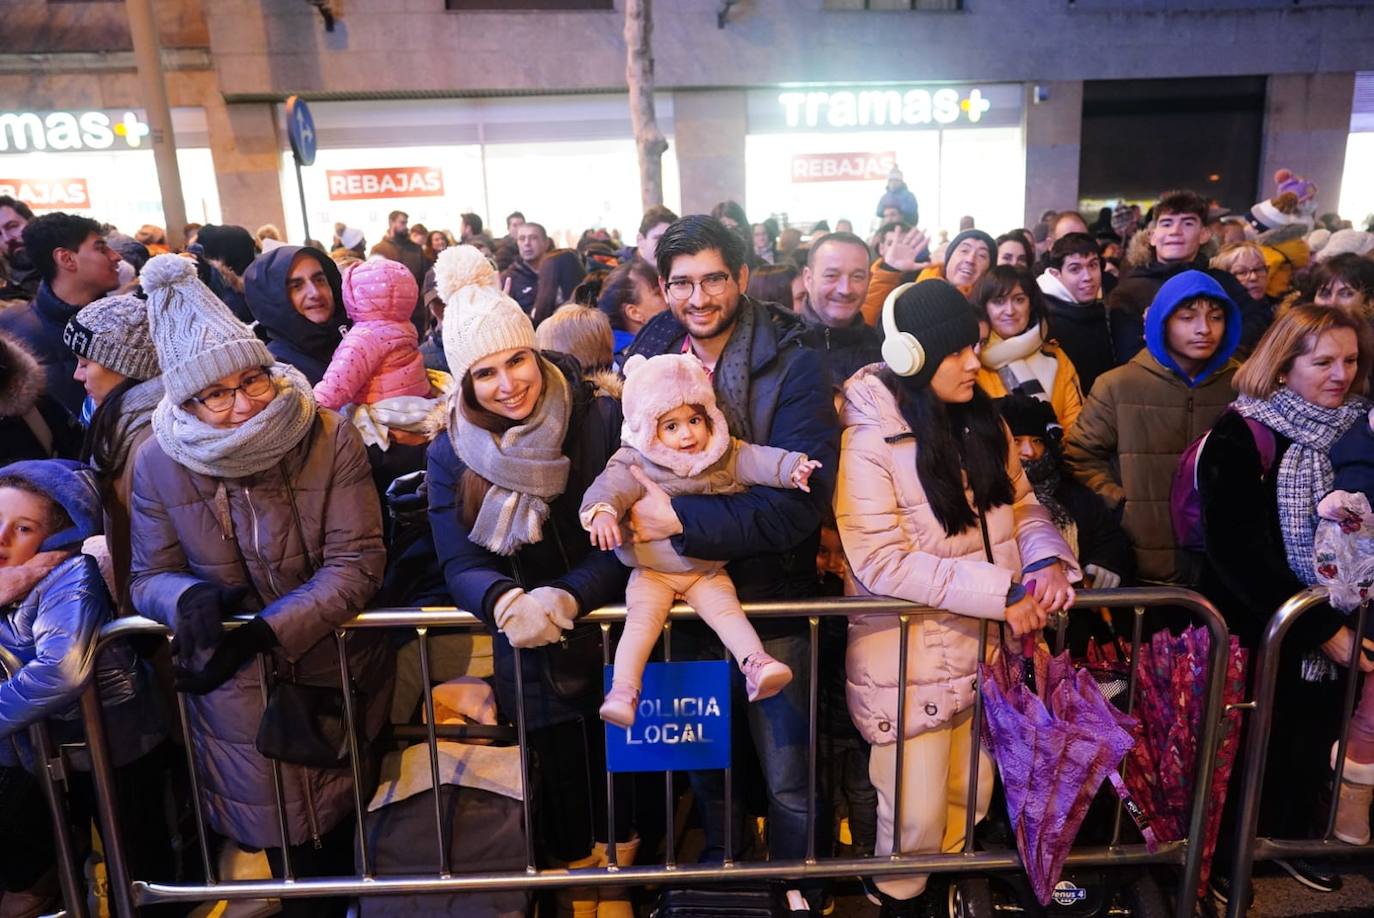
[605,661,732,773]
[285,96,316,167]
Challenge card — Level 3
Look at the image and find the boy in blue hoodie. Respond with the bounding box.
[1063,271,1242,584]
[0,459,169,914]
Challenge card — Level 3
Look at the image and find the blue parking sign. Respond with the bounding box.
[605,661,732,773]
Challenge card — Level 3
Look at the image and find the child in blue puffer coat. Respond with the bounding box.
[0,459,170,913]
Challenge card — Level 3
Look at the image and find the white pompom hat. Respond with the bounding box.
[435,245,536,382]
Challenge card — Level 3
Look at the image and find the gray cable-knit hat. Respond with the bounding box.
[63,293,161,381]
[140,253,274,405]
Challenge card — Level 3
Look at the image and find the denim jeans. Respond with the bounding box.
[673,626,830,889]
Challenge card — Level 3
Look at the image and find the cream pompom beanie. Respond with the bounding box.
[435,245,537,381]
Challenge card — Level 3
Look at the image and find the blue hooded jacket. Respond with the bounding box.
[1143,271,1241,389]
[0,459,165,768]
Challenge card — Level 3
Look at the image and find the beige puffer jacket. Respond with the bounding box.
[834,368,1078,745]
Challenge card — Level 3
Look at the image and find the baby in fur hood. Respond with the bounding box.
[579,353,820,727]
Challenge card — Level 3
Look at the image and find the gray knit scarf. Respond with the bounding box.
[1234,388,1370,585]
[152,364,318,479]
[100,376,164,475]
[451,356,572,556]
[712,301,758,442]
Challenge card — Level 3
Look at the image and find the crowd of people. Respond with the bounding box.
[0,165,1372,918]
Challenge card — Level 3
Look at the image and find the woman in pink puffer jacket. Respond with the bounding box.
[834,281,1079,914]
[314,255,431,411]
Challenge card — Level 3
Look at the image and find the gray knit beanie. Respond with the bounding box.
[63,294,161,381]
[141,253,274,405]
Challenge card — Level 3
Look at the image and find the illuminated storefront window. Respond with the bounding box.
[277,95,680,246]
[0,107,221,229]
[1337,72,1374,228]
[745,83,1025,238]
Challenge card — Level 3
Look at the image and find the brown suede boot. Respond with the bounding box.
[553,851,601,918]
[593,836,640,918]
[1332,743,1374,846]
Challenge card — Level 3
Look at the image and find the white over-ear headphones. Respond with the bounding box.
[880,281,926,378]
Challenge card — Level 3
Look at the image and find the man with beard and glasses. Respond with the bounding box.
[0,196,39,303]
[623,214,840,917]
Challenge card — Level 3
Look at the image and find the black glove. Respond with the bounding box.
[172,583,251,661]
[173,616,278,696]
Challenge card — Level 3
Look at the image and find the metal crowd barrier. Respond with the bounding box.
[0,644,88,918]
[1225,588,1374,918]
[73,588,1228,918]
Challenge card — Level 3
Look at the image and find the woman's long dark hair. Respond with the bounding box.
[81,377,139,479]
[882,367,1014,537]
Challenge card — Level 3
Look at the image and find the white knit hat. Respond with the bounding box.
[141,253,274,405]
[436,245,536,382]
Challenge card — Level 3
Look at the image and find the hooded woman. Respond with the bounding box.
[425,245,634,915]
[128,254,389,915]
[244,245,350,385]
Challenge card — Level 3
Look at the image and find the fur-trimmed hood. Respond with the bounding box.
[209,258,246,296]
[0,330,43,417]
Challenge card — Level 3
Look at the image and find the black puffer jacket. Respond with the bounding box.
[799,311,882,391]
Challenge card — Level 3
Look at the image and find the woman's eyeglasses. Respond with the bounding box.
[190,370,273,413]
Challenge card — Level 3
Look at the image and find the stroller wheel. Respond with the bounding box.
[1124,871,1170,918]
[946,876,994,918]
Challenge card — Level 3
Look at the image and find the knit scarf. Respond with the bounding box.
[151,364,318,479]
[1234,388,1371,585]
[99,376,165,475]
[981,322,1050,402]
[1022,452,1075,533]
[451,356,572,556]
[0,550,69,607]
[711,302,758,442]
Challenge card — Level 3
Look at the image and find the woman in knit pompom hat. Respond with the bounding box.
[127,252,390,871]
[426,244,636,907]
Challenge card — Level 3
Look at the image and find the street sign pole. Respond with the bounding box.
[285,95,318,244]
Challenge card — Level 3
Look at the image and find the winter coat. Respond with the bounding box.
[129,411,390,848]
[426,353,629,730]
[833,367,1077,744]
[860,259,916,328]
[580,440,807,575]
[0,332,82,463]
[1053,475,1136,584]
[244,246,350,385]
[1197,411,1348,652]
[876,184,919,225]
[975,329,1084,429]
[1105,257,1261,362]
[0,554,165,770]
[799,312,882,390]
[502,260,540,315]
[370,234,428,289]
[623,298,841,623]
[1064,290,1241,589]
[1037,272,1118,395]
[420,330,450,374]
[314,259,430,410]
[0,281,86,416]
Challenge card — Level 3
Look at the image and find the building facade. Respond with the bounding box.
[2,0,1371,242]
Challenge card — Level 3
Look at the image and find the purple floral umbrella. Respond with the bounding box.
[980,641,1137,906]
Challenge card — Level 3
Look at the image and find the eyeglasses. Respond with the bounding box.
[1233,266,1268,280]
[189,370,273,413]
[664,272,733,302]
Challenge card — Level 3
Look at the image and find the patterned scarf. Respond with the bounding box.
[451,356,572,556]
[151,364,318,479]
[1022,452,1075,533]
[1234,388,1370,585]
[711,301,758,442]
[982,321,1050,402]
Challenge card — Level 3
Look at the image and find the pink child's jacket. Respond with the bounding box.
[833,367,1079,745]
[313,256,430,410]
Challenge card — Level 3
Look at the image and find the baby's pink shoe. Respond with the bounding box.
[600,683,641,727]
[741,652,793,702]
